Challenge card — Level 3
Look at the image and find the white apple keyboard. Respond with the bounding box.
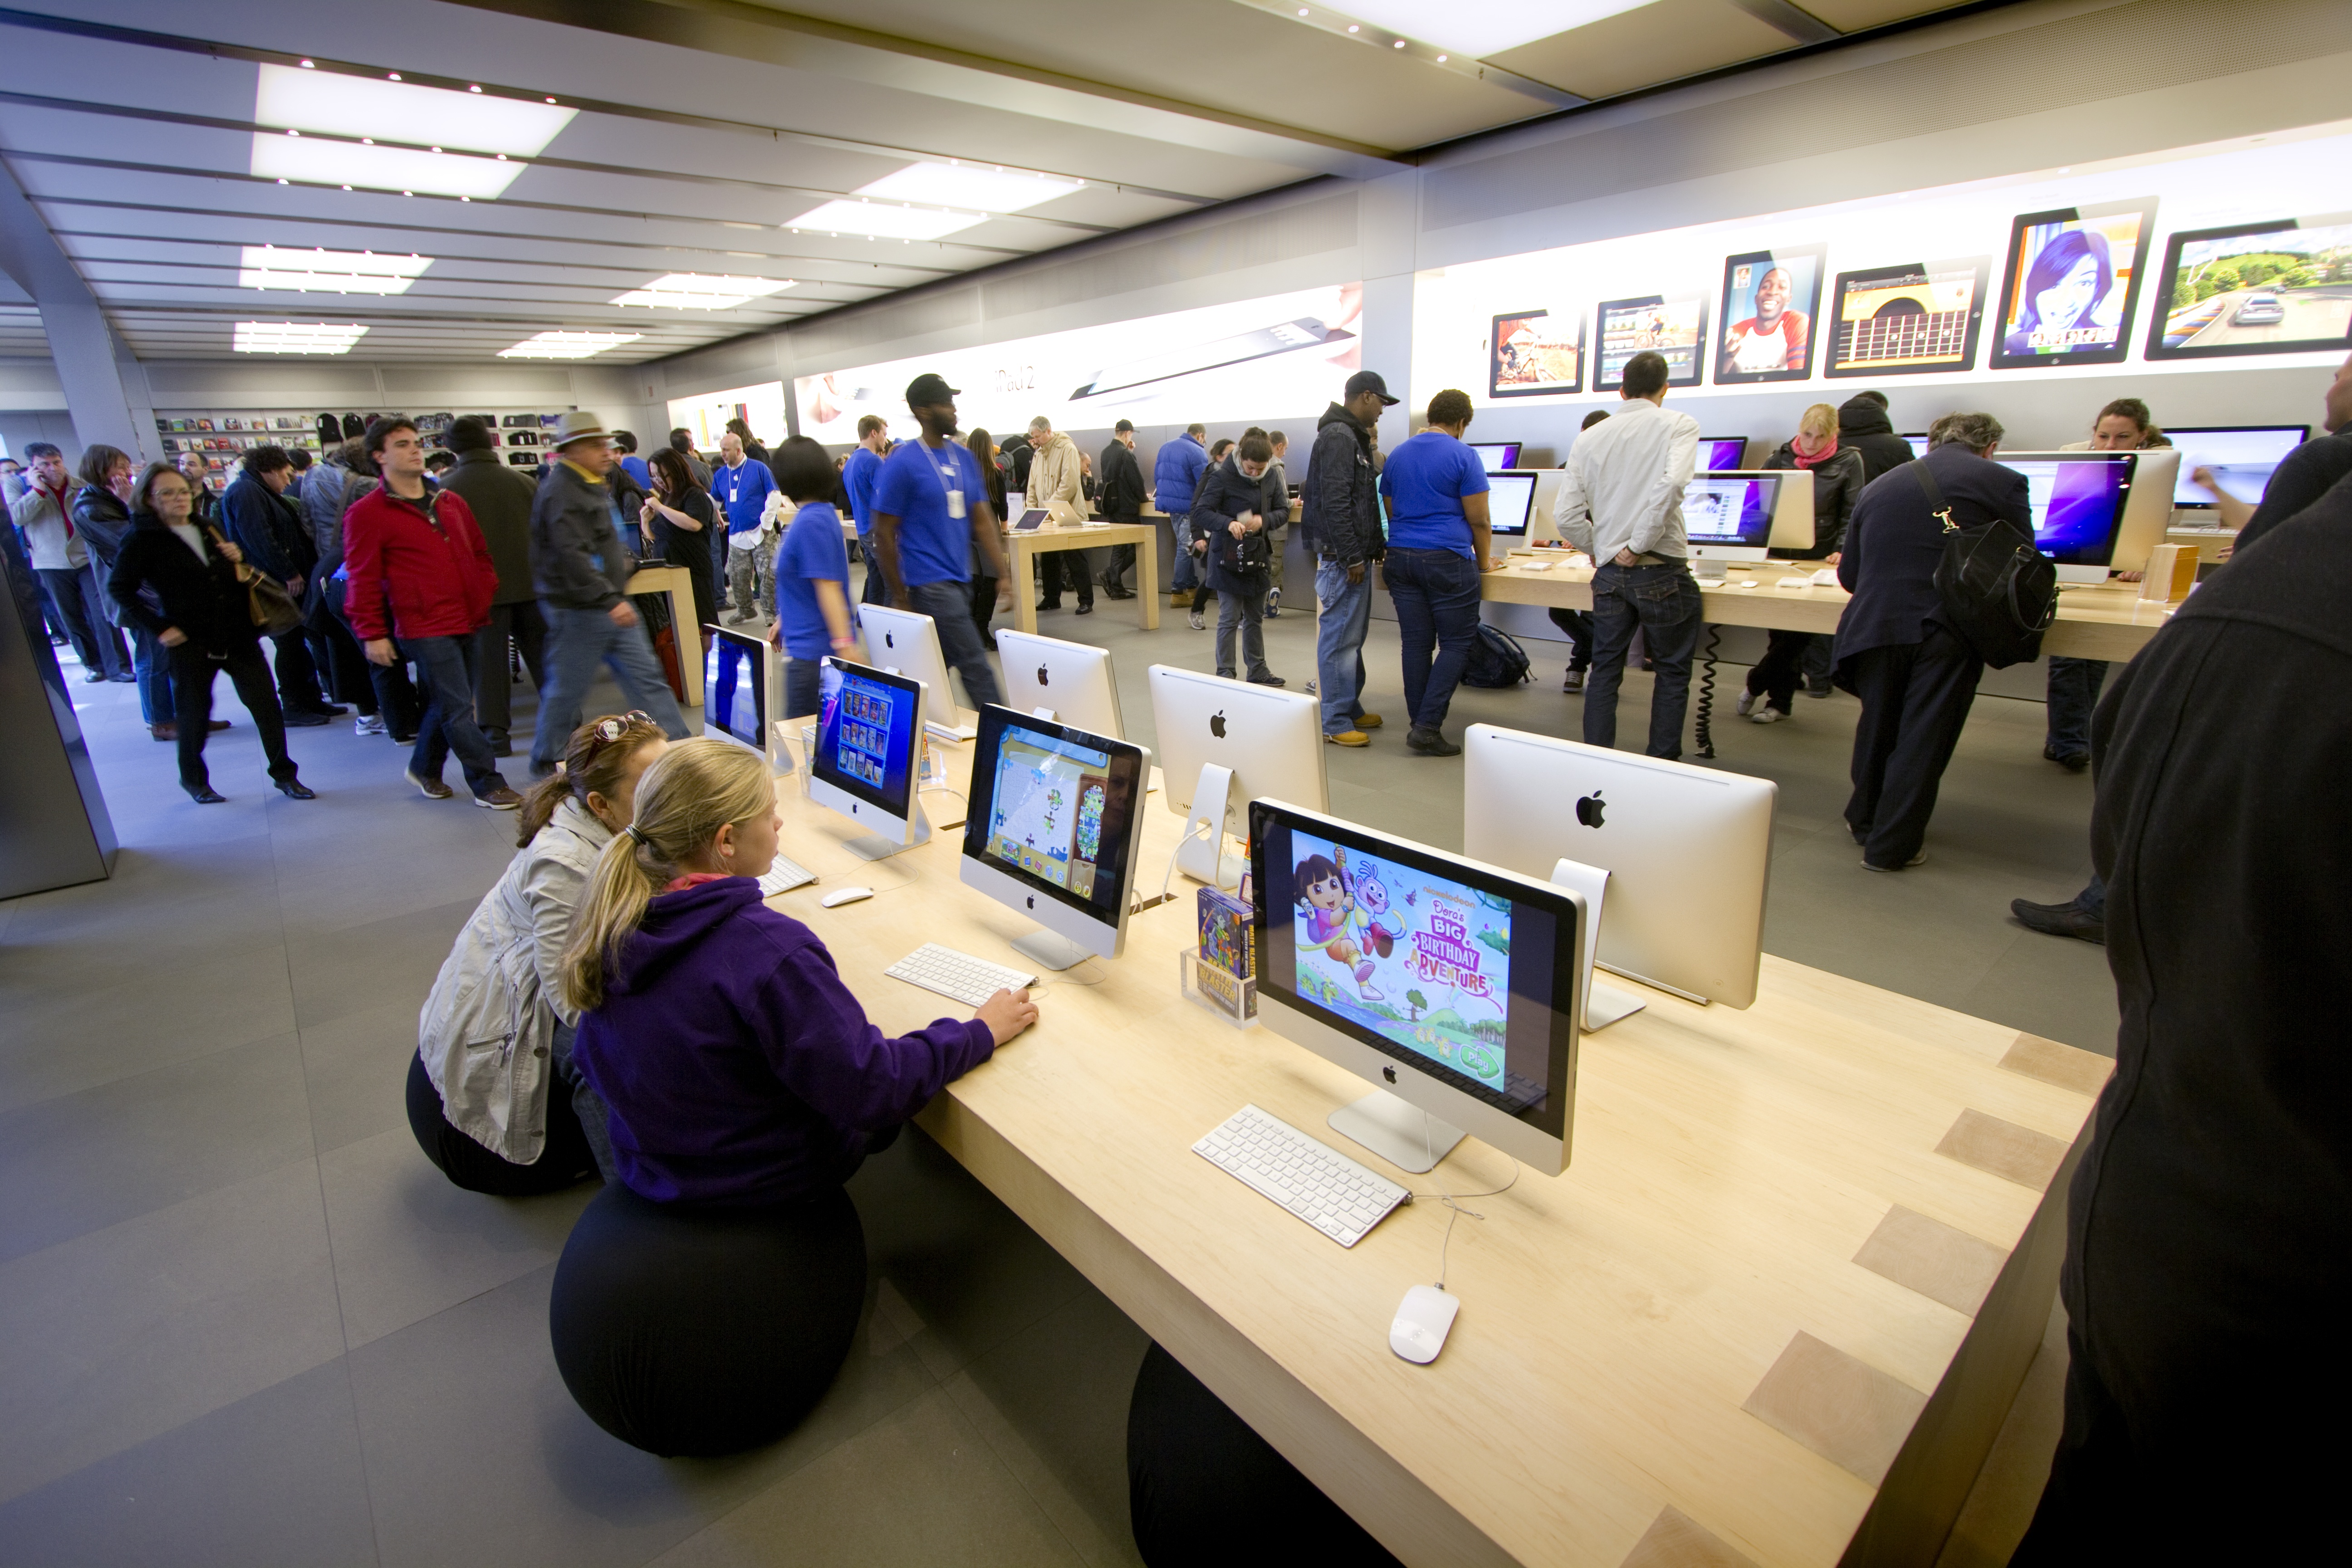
[885,943,1037,1006]
[756,857,817,897]
[1193,1104,1409,1248]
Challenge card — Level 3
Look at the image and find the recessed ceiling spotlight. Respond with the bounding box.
[1394,39,1404,47]
[299,59,314,67]
[340,184,351,190]
[387,72,400,80]
[361,137,372,144]
[1348,24,1358,32]
[468,84,482,93]
[545,97,557,103]
[1437,53,1447,61]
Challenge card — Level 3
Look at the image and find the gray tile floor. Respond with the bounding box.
[0,580,2110,1565]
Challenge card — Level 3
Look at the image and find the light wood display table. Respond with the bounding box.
[1003,522,1159,636]
[623,562,704,708]
[760,738,2109,1568]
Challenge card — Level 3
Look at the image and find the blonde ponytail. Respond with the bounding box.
[559,738,777,1014]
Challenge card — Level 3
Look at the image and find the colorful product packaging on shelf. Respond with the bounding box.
[1198,887,1255,980]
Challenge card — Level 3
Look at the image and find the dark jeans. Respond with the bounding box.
[325,575,417,734]
[39,565,129,677]
[785,654,822,724]
[267,623,328,713]
[1039,548,1093,607]
[1585,562,1703,758]
[1385,547,1482,731]
[967,574,998,645]
[129,625,174,723]
[403,632,510,798]
[906,579,1003,710]
[1545,607,1592,672]
[1100,539,1137,590]
[1843,621,1983,868]
[305,594,376,715]
[2045,655,2108,757]
[168,639,296,792]
[474,599,549,740]
[1744,629,1817,713]
[859,549,887,606]
[529,603,691,772]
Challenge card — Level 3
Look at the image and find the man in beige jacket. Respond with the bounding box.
[1026,415,1094,615]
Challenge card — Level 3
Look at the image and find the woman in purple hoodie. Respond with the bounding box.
[548,737,1035,1456]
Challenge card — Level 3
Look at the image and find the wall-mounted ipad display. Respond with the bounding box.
[1594,294,1707,391]
[1991,199,2158,369]
[1489,310,1582,397]
[2145,211,2352,361]
[1826,257,1991,378]
[1714,245,1823,384]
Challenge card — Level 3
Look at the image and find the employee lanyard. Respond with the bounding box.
[924,440,965,519]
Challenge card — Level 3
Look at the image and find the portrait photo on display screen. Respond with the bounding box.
[2146,212,2352,361]
[1991,198,2158,369]
[1825,256,1992,377]
[1594,294,1708,390]
[1714,246,1824,384]
[1489,309,1583,397]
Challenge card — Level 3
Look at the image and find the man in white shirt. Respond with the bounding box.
[1554,350,1703,758]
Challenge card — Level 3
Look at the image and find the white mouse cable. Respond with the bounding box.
[1407,1154,1521,1293]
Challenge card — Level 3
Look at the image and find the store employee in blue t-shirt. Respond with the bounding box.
[764,436,859,720]
[843,414,890,606]
[1376,388,1498,757]
[869,373,1007,710]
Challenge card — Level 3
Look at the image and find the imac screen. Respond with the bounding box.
[982,728,1114,900]
[704,631,764,749]
[2007,457,2132,559]
[2149,216,2352,360]
[1681,476,1776,546]
[2164,426,2309,506]
[1826,258,1991,376]
[1700,437,1748,471]
[1485,472,1537,534]
[815,661,917,814]
[1468,441,1523,472]
[1263,822,1565,1125]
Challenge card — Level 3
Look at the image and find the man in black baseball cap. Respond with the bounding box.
[1344,370,1400,407]
[905,373,960,420]
[1301,369,1396,745]
[869,372,1008,710]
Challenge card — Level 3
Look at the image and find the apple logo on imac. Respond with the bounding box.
[1209,710,1226,739]
[1037,666,1049,686]
[1576,791,1607,828]
[884,631,896,649]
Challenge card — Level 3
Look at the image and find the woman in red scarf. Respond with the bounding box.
[1738,403,1866,722]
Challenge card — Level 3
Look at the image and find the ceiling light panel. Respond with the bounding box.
[1319,0,1658,57]
[783,200,983,241]
[234,321,369,354]
[237,245,432,294]
[853,163,1083,214]
[249,136,523,199]
[611,273,796,309]
[253,64,574,155]
[498,331,642,360]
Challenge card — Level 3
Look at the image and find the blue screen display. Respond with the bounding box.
[2009,457,2132,561]
[1701,437,1748,470]
[705,635,763,748]
[816,662,917,815]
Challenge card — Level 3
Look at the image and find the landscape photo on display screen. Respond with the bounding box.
[1715,246,1824,384]
[2147,214,2352,360]
[1489,309,1583,397]
[1286,831,1515,1096]
[1594,294,1708,389]
[983,726,1112,900]
[1992,199,2158,368]
[1826,257,1992,377]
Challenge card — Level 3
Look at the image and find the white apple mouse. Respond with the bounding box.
[819,887,874,909]
[1390,1284,1460,1364]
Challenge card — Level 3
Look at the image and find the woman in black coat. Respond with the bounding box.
[1740,403,1868,720]
[641,447,720,635]
[108,462,313,804]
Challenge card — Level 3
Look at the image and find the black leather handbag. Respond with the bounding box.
[1919,462,2057,669]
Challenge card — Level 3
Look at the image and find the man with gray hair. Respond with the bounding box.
[1025,414,1092,614]
[1831,409,2030,871]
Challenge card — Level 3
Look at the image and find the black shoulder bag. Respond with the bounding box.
[1919,462,2056,669]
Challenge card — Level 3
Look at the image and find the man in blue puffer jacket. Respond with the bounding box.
[1152,423,1208,597]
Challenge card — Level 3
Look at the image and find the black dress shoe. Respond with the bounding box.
[83,669,108,683]
[281,708,333,727]
[1102,583,1133,600]
[1075,601,1094,615]
[186,785,227,804]
[304,703,349,717]
[2011,897,2104,944]
[2043,745,2090,772]
[276,779,316,800]
[1406,726,1460,756]
[1037,599,1061,612]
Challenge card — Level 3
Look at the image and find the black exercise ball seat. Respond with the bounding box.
[548,1181,866,1457]
[1126,1341,1403,1567]
[405,1052,595,1196]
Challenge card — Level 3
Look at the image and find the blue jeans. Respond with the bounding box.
[1169,522,1198,592]
[785,654,822,723]
[1585,562,1703,759]
[1385,547,1482,731]
[2046,656,2107,757]
[529,603,691,772]
[906,579,1003,711]
[130,625,175,723]
[1314,558,1372,735]
[403,633,510,799]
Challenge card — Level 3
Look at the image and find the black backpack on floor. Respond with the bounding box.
[1461,623,1534,688]
[1917,462,2057,669]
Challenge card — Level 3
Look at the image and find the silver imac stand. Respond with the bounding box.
[844,797,931,862]
[1550,857,1648,1029]
[1010,927,1093,972]
[1176,762,1249,889]
[1328,1090,1465,1175]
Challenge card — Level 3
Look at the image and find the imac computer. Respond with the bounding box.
[703,622,793,776]
[857,604,977,741]
[1997,451,2141,584]
[1467,441,1521,473]
[1901,433,1932,459]
[808,657,931,860]
[960,706,1151,970]
[2110,446,2179,574]
[1463,725,1775,1021]
[1484,470,1539,538]
[1681,472,1782,578]
[995,629,1126,739]
[1250,798,1585,1175]
[1147,665,1327,889]
[1700,436,1748,471]
[2163,425,2308,511]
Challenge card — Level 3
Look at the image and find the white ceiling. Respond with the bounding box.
[0,0,2001,367]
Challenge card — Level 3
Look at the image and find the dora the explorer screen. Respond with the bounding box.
[1258,817,1572,1129]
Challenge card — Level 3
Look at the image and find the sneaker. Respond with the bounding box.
[1563,668,1586,693]
[1304,680,1318,695]
[282,708,332,727]
[726,612,757,626]
[1102,583,1133,600]
[1247,673,1286,687]
[405,770,454,801]
[1324,730,1369,748]
[354,713,387,736]
[1861,850,1927,872]
[2011,897,2105,945]
[1188,610,1205,630]
[1406,726,1460,757]
[1751,706,1784,725]
[474,786,524,810]
[1355,713,1382,730]
[1735,690,1758,718]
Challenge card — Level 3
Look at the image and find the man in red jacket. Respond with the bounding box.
[345,418,521,807]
